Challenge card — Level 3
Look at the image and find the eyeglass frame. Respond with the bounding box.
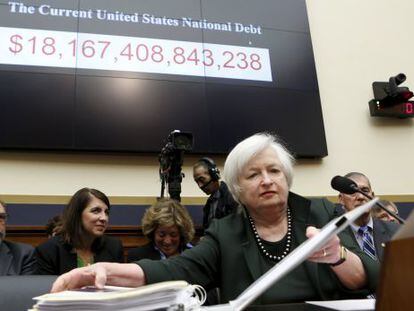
[343,186,373,197]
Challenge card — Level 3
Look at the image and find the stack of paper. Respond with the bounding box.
[31,281,206,311]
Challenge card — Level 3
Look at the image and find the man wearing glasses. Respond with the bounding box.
[336,172,400,262]
[0,200,36,275]
[372,200,402,224]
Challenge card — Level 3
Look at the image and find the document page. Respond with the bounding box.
[306,299,375,311]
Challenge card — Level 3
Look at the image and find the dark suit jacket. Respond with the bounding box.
[371,218,400,260]
[334,205,400,261]
[34,235,124,275]
[127,242,193,262]
[138,192,379,304]
[203,181,239,229]
[0,240,36,275]
[127,243,162,262]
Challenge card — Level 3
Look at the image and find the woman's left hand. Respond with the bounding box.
[306,226,341,264]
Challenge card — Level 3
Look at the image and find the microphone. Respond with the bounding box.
[331,175,359,194]
[331,175,405,224]
[200,179,213,191]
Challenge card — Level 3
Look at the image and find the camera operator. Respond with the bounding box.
[193,157,238,230]
[159,130,193,202]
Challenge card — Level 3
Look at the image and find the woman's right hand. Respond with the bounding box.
[51,262,145,293]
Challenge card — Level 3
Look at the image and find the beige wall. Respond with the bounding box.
[301,0,414,197]
[0,0,413,200]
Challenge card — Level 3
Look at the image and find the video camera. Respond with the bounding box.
[159,130,193,201]
[372,73,413,106]
[369,73,414,118]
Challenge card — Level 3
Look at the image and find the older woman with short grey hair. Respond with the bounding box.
[224,133,294,204]
[51,133,379,305]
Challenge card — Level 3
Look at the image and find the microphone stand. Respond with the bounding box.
[350,185,405,224]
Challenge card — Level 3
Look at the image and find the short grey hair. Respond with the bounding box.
[344,172,372,189]
[223,133,295,204]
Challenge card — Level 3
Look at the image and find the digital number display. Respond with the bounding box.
[0,0,326,157]
[369,100,414,118]
[404,102,414,114]
[1,27,272,82]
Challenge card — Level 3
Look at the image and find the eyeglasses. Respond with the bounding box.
[345,187,372,197]
[0,213,9,221]
[359,187,372,194]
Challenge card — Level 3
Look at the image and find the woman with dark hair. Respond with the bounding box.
[34,188,123,275]
[127,198,194,261]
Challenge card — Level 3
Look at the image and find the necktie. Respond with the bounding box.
[358,226,377,260]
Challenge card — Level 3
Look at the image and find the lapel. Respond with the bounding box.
[372,219,386,261]
[240,209,262,281]
[203,198,212,227]
[333,207,367,256]
[92,237,105,262]
[0,242,13,275]
[61,239,79,273]
[288,193,322,295]
[339,226,360,252]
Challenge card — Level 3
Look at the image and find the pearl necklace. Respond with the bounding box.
[248,208,292,262]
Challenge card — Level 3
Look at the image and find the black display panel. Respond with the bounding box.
[0,0,327,157]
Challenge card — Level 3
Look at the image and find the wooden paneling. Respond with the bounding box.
[5,225,203,261]
[6,225,148,261]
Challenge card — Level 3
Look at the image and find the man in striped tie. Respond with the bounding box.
[337,172,400,262]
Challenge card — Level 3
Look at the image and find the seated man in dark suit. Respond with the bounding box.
[335,172,400,262]
[0,200,36,275]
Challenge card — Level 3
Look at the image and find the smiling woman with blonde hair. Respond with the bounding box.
[127,198,194,261]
